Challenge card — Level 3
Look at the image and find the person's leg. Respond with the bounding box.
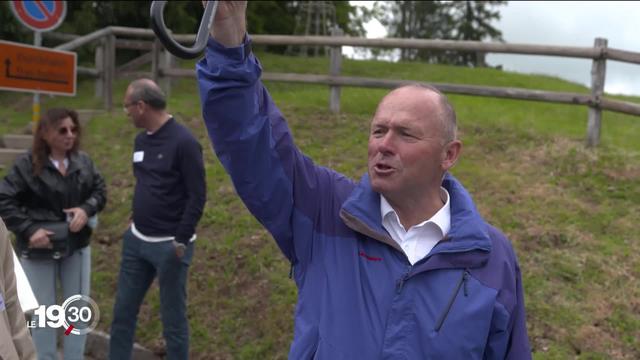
[20,257,58,360]
[149,241,194,360]
[59,246,91,360]
[108,229,156,360]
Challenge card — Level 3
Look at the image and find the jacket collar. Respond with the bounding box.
[43,151,82,175]
[66,152,83,174]
[340,173,492,267]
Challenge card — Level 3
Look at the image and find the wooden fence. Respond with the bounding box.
[44,26,640,147]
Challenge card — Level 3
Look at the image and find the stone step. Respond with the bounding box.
[85,330,161,360]
[2,134,33,150]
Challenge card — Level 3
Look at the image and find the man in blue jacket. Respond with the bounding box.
[197,2,531,359]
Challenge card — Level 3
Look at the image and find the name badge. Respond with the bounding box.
[133,151,144,163]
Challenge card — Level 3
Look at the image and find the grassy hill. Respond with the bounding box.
[1,51,639,359]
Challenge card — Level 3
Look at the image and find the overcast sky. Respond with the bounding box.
[347,1,640,96]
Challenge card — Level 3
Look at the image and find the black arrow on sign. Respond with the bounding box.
[3,57,69,84]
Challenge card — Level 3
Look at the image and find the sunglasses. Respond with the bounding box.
[58,126,78,135]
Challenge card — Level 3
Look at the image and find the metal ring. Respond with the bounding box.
[150,0,218,59]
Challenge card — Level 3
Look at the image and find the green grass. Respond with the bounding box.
[1,53,639,359]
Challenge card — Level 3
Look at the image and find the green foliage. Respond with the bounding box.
[0,2,32,43]
[3,1,367,59]
[246,1,297,54]
[250,1,369,56]
[334,1,369,37]
[247,1,297,35]
[58,1,204,35]
[376,1,451,62]
[374,1,506,65]
[452,1,505,66]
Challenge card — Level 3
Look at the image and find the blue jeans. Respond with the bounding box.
[21,246,91,360]
[108,228,194,360]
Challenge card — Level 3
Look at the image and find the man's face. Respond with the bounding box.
[123,88,143,128]
[367,88,447,202]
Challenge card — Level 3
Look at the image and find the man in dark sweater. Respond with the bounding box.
[109,79,206,359]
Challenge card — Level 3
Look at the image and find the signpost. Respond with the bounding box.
[8,0,69,129]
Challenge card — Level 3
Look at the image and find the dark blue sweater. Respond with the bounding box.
[132,118,206,245]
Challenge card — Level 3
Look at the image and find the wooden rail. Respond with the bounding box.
[164,68,640,117]
[42,26,640,147]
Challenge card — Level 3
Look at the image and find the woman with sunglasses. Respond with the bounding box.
[0,108,106,359]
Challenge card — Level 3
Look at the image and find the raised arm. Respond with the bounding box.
[196,2,354,269]
[208,1,247,48]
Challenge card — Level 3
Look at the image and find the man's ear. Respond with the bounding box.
[441,140,462,171]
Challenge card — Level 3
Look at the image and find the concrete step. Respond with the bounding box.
[0,148,26,167]
[2,134,33,150]
[85,330,162,360]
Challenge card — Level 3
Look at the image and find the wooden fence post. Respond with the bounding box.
[151,39,161,83]
[159,48,175,97]
[329,27,343,114]
[104,33,116,112]
[95,38,104,98]
[475,51,486,67]
[587,37,607,147]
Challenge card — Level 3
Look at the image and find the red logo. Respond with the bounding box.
[359,251,382,262]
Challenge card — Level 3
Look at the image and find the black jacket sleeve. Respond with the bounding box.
[0,156,37,241]
[78,155,107,217]
[174,137,206,245]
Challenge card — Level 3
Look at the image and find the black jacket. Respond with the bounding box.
[0,151,107,255]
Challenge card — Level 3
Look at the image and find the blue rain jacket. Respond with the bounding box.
[197,37,532,360]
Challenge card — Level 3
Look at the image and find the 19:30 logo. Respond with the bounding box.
[29,295,100,336]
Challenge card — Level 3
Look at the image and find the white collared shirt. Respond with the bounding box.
[49,157,69,171]
[380,188,451,265]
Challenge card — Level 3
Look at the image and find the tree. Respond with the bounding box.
[0,3,31,44]
[2,1,369,59]
[56,1,203,36]
[374,0,505,66]
[451,1,505,66]
[375,1,454,62]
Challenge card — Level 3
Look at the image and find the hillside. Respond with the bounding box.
[1,53,639,359]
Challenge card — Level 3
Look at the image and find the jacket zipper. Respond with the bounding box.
[395,269,412,294]
[434,269,469,332]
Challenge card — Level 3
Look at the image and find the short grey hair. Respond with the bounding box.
[395,83,457,143]
[128,78,167,110]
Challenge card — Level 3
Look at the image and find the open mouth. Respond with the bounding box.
[374,163,395,174]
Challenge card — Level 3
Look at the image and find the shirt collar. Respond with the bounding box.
[147,115,173,135]
[380,187,451,236]
[49,156,69,169]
